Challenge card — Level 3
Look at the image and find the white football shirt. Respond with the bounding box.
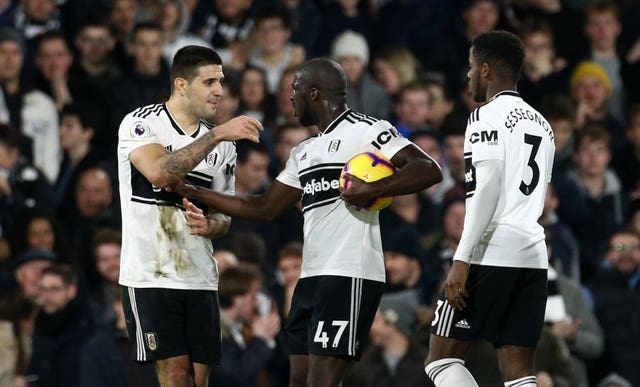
[277,109,413,282]
[463,91,555,269]
[117,103,236,290]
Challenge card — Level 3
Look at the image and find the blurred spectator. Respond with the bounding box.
[423,196,465,280]
[68,20,122,157]
[0,292,33,387]
[0,124,55,237]
[0,0,18,27]
[279,0,321,58]
[380,192,439,237]
[517,18,569,109]
[409,130,453,205]
[581,1,625,123]
[215,248,239,275]
[587,231,640,386]
[613,104,640,200]
[317,0,374,57]
[424,0,500,94]
[540,184,581,282]
[342,291,433,387]
[569,61,625,151]
[26,264,97,387]
[154,0,213,65]
[12,0,61,41]
[440,121,466,201]
[12,211,71,266]
[331,30,390,120]
[506,0,583,66]
[382,226,440,307]
[213,265,282,387]
[554,126,628,281]
[273,66,297,127]
[540,93,577,175]
[545,262,604,387]
[0,27,60,182]
[11,248,56,302]
[424,79,457,131]
[213,81,240,126]
[237,65,277,129]
[393,81,432,137]
[372,45,421,102]
[33,30,74,110]
[190,0,254,71]
[271,241,301,319]
[108,0,138,67]
[235,139,270,195]
[111,22,171,123]
[271,123,311,177]
[89,228,121,313]
[54,103,100,217]
[247,5,304,95]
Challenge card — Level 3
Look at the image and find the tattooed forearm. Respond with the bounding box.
[162,129,218,180]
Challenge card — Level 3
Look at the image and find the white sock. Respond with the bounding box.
[504,375,537,387]
[424,358,478,387]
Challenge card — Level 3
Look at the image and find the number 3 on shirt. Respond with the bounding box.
[520,134,542,196]
[313,320,349,348]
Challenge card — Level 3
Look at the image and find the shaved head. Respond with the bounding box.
[297,58,347,101]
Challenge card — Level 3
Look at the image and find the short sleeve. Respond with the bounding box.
[213,142,236,195]
[362,121,412,160]
[276,145,302,189]
[118,116,166,159]
[466,110,504,164]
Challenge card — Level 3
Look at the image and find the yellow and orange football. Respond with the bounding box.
[339,152,396,211]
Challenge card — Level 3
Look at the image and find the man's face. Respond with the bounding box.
[59,115,91,151]
[467,47,486,103]
[443,202,465,242]
[235,279,260,323]
[278,71,296,118]
[215,0,251,20]
[95,243,121,284]
[27,217,55,251]
[574,139,610,178]
[184,64,224,120]
[240,68,266,109]
[384,252,414,286]
[291,73,313,126]
[464,0,499,37]
[550,118,574,151]
[15,260,52,301]
[523,32,554,67]
[236,151,269,192]
[23,0,56,21]
[0,143,19,170]
[0,41,23,82]
[338,56,365,85]
[39,274,76,314]
[76,169,113,218]
[607,233,640,274]
[585,11,620,51]
[276,127,309,166]
[255,17,289,53]
[396,89,430,129]
[626,113,640,148]
[129,28,164,70]
[574,76,609,112]
[444,135,466,180]
[110,0,138,35]
[277,255,302,286]
[35,38,73,80]
[373,58,401,96]
[75,26,115,65]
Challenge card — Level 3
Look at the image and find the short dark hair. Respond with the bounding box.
[170,45,222,87]
[42,264,77,287]
[472,30,525,81]
[540,94,575,122]
[574,125,611,151]
[218,266,263,308]
[277,241,303,262]
[131,22,162,40]
[34,29,69,51]
[92,228,121,255]
[60,103,97,130]
[0,124,19,149]
[236,139,269,164]
[253,5,291,29]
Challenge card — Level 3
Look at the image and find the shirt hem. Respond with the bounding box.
[119,280,218,291]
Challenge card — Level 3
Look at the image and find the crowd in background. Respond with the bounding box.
[0,0,639,386]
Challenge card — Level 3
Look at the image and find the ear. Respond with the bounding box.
[308,87,320,102]
[84,127,95,141]
[173,77,187,95]
[480,62,490,79]
[68,284,78,299]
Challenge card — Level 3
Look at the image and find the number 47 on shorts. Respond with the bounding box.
[313,320,349,348]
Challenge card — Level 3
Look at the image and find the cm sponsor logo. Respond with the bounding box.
[469,130,498,145]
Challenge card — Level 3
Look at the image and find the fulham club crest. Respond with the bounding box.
[145,332,158,351]
[328,139,341,154]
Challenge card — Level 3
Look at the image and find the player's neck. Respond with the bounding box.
[166,98,200,135]
[317,104,348,133]
[486,83,517,101]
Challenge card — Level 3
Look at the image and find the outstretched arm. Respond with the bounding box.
[171,180,302,222]
[340,143,442,207]
[130,116,262,188]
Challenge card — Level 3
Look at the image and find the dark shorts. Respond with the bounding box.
[430,265,547,347]
[122,287,221,365]
[285,275,384,359]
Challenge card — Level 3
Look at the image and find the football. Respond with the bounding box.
[339,152,396,211]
